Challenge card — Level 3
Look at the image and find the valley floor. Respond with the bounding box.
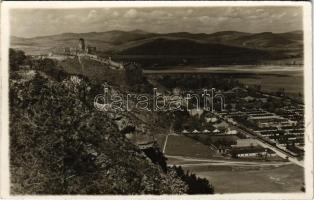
[184,164,304,193]
[158,134,304,193]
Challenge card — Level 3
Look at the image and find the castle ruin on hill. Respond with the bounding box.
[63,38,97,55]
[59,38,144,86]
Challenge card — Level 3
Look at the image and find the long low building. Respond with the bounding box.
[231,146,276,158]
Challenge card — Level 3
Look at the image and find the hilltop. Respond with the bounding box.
[111,37,267,56]
[11,30,303,67]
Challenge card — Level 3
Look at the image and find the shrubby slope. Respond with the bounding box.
[10,72,188,194]
[9,49,214,194]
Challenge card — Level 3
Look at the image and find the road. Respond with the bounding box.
[166,155,292,167]
[162,134,169,153]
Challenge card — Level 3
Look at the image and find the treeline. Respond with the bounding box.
[172,166,214,194]
[188,134,236,149]
[31,58,68,81]
[158,75,243,90]
[139,146,215,194]
[10,48,68,81]
[9,48,27,71]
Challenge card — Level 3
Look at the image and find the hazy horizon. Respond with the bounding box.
[11,28,303,39]
[10,7,303,38]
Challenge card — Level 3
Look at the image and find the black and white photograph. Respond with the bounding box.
[0,1,313,199]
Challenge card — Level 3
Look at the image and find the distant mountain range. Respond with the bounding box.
[11,30,303,66]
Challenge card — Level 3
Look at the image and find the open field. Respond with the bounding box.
[163,135,217,159]
[163,135,287,162]
[183,164,304,193]
[163,135,304,193]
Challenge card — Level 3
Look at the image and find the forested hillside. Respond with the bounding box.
[9,49,214,194]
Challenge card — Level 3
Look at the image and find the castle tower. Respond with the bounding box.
[78,38,85,52]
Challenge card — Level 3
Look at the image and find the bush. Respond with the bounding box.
[9,48,26,71]
[172,166,214,194]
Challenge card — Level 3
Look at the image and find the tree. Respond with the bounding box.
[9,48,26,71]
[142,147,168,172]
[172,166,214,194]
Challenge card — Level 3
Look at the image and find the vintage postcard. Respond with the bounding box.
[0,1,313,199]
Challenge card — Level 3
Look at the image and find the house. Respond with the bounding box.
[216,145,229,154]
[213,129,220,134]
[181,129,189,134]
[192,129,200,134]
[231,146,275,158]
[226,129,237,135]
[203,129,210,134]
[243,96,255,102]
[205,117,218,123]
[248,115,285,128]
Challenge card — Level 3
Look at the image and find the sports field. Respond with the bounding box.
[162,134,217,159]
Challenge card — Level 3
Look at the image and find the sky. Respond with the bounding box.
[10,7,303,38]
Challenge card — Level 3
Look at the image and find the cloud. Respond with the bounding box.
[124,9,138,18]
[10,7,303,38]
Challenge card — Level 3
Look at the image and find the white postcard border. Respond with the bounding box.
[0,1,313,199]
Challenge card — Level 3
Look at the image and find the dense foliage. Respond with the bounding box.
[158,75,243,90]
[173,166,214,194]
[9,49,214,194]
[9,48,27,71]
[10,72,189,194]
